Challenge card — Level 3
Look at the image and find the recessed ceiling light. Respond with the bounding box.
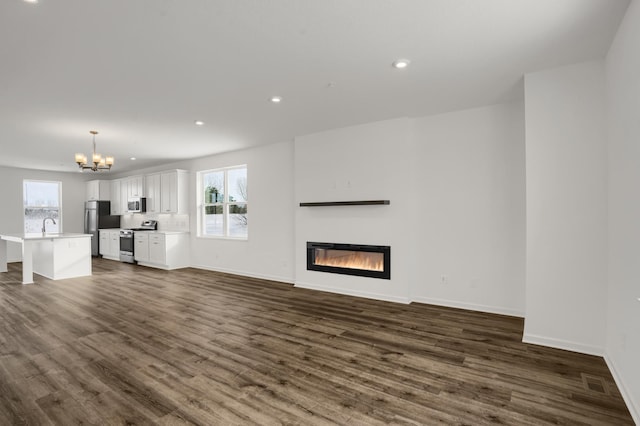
[24,0,38,3]
[194,120,204,126]
[270,96,282,103]
[392,59,411,69]
[130,157,137,161]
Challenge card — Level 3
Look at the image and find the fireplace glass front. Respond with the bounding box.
[307,242,390,279]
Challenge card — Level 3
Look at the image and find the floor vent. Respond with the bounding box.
[581,374,609,395]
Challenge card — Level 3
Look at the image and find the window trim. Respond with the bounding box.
[23,179,63,234]
[197,165,248,240]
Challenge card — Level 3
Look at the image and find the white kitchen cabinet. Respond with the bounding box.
[99,229,121,260]
[160,170,189,214]
[109,231,120,258]
[136,232,189,270]
[134,233,149,262]
[148,234,165,265]
[131,175,145,198]
[110,179,122,215]
[124,175,145,199]
[120,175,145,213]
[86,180,111,201]
[121,179,129,214]
[145,173,161,214]
[99,231,109,256]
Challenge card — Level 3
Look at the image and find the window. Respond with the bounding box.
[198,165,247,238]
[23,180,62,233]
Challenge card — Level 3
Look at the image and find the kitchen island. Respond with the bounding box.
[0,233,92,284]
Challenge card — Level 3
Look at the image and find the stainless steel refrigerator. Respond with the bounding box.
[84,201,121,256]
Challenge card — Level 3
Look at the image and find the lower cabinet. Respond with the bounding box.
[99,230,121,260]
[99,231,109,256]
[134,233,149,262]
[148,234,166,265]
[135,232,189,270]
[110,232,120,259]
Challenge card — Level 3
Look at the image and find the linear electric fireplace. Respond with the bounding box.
[307,242,391,280]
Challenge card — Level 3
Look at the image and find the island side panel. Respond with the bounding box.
[0,239,7,272]
[52,237,92,280]
[32,239,55,279]
[22,240,34,284]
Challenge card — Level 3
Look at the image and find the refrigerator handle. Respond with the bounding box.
[85,209,89,232]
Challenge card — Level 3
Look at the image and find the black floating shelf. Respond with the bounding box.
[299,200,390,207]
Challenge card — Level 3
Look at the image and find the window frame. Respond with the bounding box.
[23,179,63,234]
[197,165,248,240]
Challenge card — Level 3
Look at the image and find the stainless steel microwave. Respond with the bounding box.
[127,197,146,213]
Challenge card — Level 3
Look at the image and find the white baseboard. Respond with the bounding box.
[411,296,524,318]
[294,281,411,304]
[137,262,171,271]
[604,353,640,425]
[522,333,604,357]
[191,264,295,285]
[101,255,120,262]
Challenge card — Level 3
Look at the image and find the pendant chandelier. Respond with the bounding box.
[75,130,114,172]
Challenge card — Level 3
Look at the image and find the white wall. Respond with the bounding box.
[0,165,87,261]
[412,102,526,316]
[524,61,608,355]
[66,141,296,284]
[293,106,526,310]
[604,0,640,421]
[187,141,295,283]
[294,118,414,303]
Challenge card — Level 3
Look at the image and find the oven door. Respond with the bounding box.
[119,231,135,263]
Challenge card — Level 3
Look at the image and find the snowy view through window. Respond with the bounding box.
[201,166,247,238]
[24,180,61,233]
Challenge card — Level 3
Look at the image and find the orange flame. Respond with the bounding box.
[314,249,384,272]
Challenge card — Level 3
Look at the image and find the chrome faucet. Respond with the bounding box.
[42,217,56,233]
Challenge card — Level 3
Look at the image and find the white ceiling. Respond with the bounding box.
[0,0,630,173]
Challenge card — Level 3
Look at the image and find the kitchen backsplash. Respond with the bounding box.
[121,213,190,232]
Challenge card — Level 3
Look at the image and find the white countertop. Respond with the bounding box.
[98,229,188,235]
[130,231,190,236]
[152,231,189,235]
[0,233,93,242]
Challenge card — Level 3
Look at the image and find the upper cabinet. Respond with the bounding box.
[160,170,189,214]
[101,170,188,216]
[125,175,145,199]
[145,173,162,214]
[110,179,122,215]
[86,180,111,201]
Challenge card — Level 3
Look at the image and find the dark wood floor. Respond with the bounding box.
[0,259,633,425]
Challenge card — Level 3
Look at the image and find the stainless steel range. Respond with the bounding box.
[120,220,157,263]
